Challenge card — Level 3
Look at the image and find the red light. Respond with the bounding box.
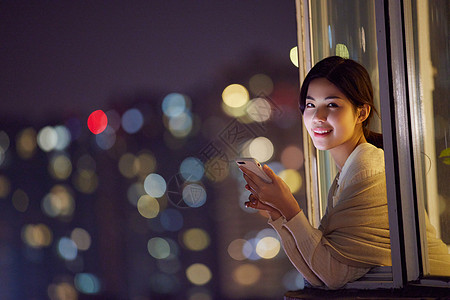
[87,110,108,134]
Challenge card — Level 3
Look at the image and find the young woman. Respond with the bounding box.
[240,56,391,289]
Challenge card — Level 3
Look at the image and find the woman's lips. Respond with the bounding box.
[312,128,332,137]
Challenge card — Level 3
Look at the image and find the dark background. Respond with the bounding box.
[0,0,297,124]
[0,1,304,299]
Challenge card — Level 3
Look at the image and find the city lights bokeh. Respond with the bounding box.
[290,46,299,67]
[222,84,249,108]
[0,51,304,299]
[87,110,108,135]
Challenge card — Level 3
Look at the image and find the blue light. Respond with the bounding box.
[182,183,207,208]
[95,126,116,150]
[328,25,332,48]
[180,157,204,182]
[283,269,305,290]
[74,273,101,294]
[121,108,144,134]
[57,237,78,261]
[144,173,167,198]
[243,238,260,261]
[160,208,183,232]
[149,273,179,294]
[54,125,71,150]
[168,112,193,137]
[157,255,181,274]
[162,93,187,118]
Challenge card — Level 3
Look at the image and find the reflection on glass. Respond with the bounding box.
[309,0,381,216]
[409,0,450,276]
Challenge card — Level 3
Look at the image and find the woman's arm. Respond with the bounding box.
[269,216,325,287]
[245,197,324,287]
[283,212,370,289]
[241,165,370,289]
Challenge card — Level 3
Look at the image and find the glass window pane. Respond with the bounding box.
[309,0,381,216]
[408,0,450,276]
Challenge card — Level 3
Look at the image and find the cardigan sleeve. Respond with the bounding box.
[268,216,324,287]
[270,212,370,289]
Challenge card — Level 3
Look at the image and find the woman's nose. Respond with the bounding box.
[313,107,327,122]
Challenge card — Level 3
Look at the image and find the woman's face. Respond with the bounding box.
[303,78,363,152]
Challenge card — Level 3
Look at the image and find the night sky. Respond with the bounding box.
[0,0,297,123]
[0,1,301,299]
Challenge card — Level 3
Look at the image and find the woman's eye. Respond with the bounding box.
[305,103,315,108]
[327,103,338,108]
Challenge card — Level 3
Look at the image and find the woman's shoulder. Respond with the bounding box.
[354,143,384,162]
[340,143,385,186]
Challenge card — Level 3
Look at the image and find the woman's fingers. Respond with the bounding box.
[239,166,266,186]
[246,195,272,210]
[245,194,258,207]
[243,173,260,195]
[263,164,276,180]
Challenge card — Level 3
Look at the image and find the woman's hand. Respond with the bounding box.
[245,193,283,220]
[240,164,301,221]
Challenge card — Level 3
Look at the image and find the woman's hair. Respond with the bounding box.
[299,56,383,148]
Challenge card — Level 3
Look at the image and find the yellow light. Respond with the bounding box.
[227,239,247,261]
[118,153,138,178]
[255,236,280,259]
[290,46,299,67]
[246,97,272,122]
[221,101,248,118]
[42,185,75,218]
[182,228,210,251]
[0,175,11,198]
[248,137,274,162]
[48,154,72,180]
[16,127,37,159]
[73,170,98,194]
[136,152,157,179]
[71,228,91,251]
[336,43,350,59]
[232,264,261,286]
[279,169,302,193]
[168,112,193,138]
[249,73,274,96]
[222,84,249,108]
[188,291,212,300]
[186,263,212,286]
[12,189,29,212]
[137,195,160,219]
[22,223,53,248]
[47,282,77,300]
[76,154,96,171]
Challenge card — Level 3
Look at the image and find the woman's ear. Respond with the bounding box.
[357,104,371,124]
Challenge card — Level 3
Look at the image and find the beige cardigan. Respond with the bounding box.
[269,143,390,289]
[270,143,450,287]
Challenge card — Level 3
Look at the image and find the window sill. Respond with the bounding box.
[284,285,450,299]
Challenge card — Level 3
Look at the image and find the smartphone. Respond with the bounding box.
[235,158,272,183]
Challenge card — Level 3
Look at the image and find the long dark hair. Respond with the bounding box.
[299,56,383,148]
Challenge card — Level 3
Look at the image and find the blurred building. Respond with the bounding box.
[0,49,305,299]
